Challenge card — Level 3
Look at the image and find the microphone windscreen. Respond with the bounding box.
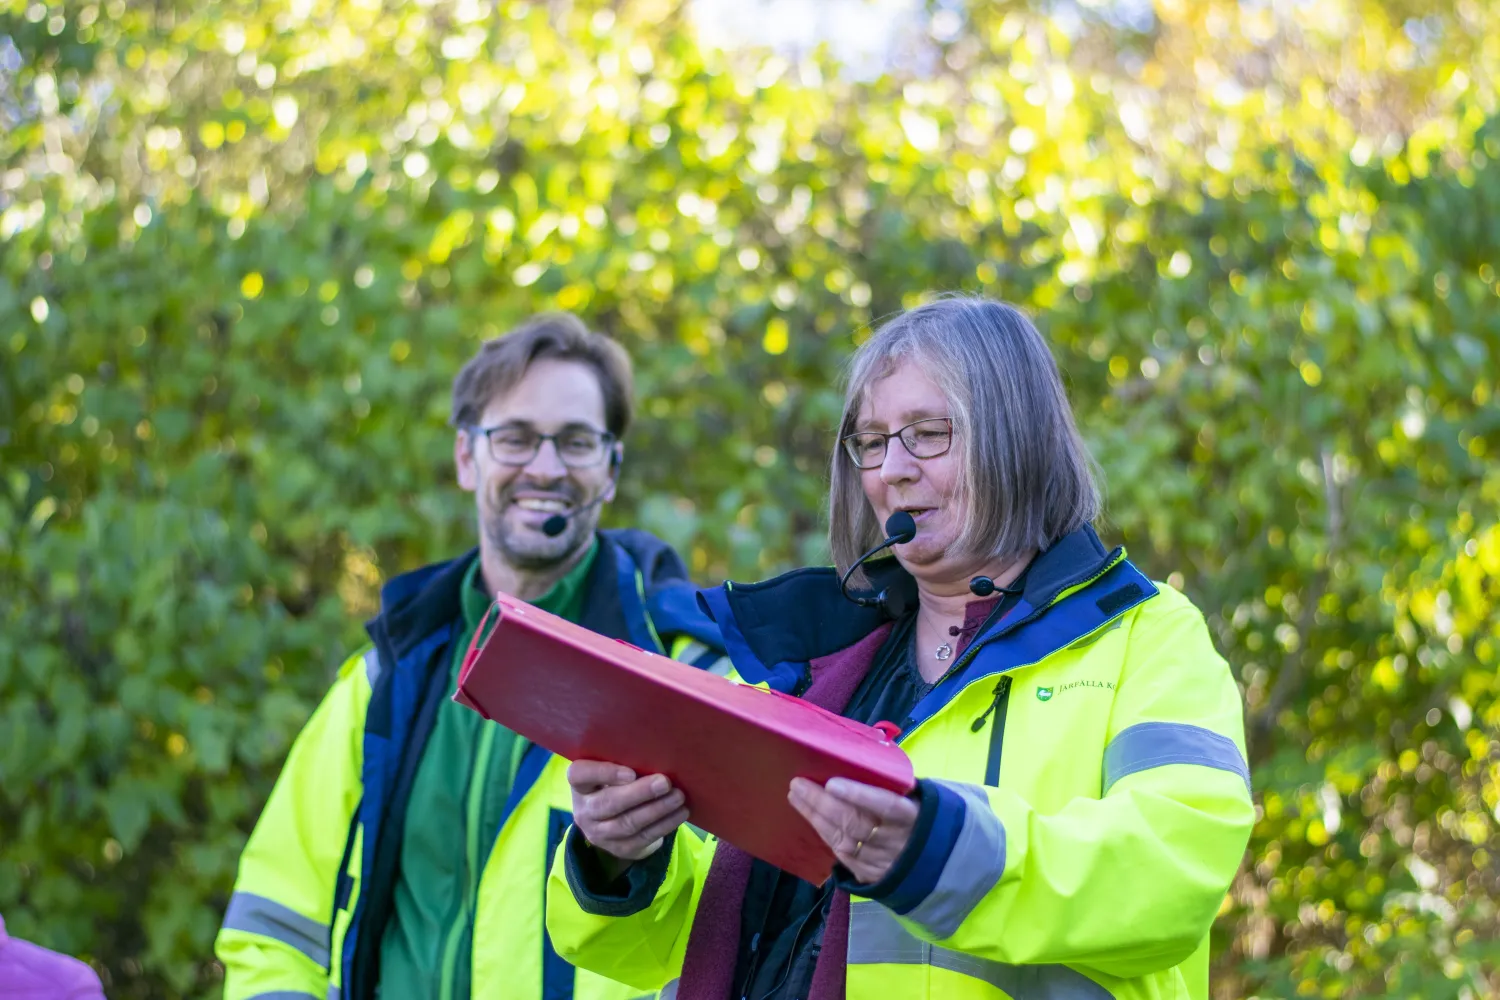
[541,514,568,537]
[884,510,917,544]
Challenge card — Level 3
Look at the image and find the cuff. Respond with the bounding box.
[833,778,967,914]
[563,825,675,918]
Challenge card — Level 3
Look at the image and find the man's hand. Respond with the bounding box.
[567,760,689,879]
[789,776,920,884]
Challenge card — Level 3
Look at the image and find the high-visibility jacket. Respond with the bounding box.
[546,526,1255,1000]
[216,530,728,1000]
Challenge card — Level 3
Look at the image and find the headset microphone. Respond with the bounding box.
[540,493,608,538]
[839,511,918,617]
[968,574,1026,598]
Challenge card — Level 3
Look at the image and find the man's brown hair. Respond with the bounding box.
[449,312,635,438]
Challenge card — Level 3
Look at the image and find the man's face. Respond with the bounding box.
[455,358,617,572]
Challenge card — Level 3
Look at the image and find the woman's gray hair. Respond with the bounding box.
[829,295,1100,579]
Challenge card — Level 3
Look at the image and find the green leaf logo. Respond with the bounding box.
[1036,686,1054,702]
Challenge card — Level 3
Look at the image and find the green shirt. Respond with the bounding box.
[379,541,598,1000]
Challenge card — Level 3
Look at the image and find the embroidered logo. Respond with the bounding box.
[1036,679,1116,702]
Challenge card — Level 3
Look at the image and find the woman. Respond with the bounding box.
[545,297,1255,999]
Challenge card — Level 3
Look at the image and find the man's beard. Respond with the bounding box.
[481,479,601,571]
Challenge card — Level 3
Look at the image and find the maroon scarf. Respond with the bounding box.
[675,596,1001,1000]
[675,623,891,1000]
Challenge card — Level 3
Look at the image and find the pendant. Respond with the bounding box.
[935,642,953,661]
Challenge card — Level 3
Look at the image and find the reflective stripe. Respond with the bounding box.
[327,988,342,1000]
[670,637,731,676]
[900,782,1005,939]
[658,979,679,1000]
[1103,722,1250,794]
[672,639,709,664]
[848,902,1115,999]
[222,891,331,968]
[247,993,320,1000]
[362,648,382,689]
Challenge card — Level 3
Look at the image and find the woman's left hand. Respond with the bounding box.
[788,776,920,884]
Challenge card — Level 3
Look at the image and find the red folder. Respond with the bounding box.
[454,593,915,883]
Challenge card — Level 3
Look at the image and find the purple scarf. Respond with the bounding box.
[676,623,893,1000]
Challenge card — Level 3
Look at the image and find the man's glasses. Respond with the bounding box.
[469,424,616,468]
[840,417,953,469]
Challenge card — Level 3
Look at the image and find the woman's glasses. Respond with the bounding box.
[840,417,953,469]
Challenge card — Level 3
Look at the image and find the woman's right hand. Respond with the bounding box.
[567,760,689,870]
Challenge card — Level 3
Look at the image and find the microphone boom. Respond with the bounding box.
[839,511,917,614]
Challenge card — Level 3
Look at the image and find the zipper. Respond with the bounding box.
[970,677,1009,733]
[897,552,1127,748]
[438,720,497,1000]
[979,676,1011,787]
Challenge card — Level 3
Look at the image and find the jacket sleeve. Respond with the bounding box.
[545,821,717,990]
[214,648,373,1000]
[848,588,1255,979]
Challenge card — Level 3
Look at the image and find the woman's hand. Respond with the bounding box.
[567,760,689,877]
[788,776,920,884]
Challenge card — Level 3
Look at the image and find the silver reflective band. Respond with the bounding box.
[363,647,383,688]
[246,992,321,1000]
[899,782,1005,940]
[705,655,734,677]
[848,902,1115,999]
[658,979,679,1000]
[1103,722,1250,794]
[326,987,342,1000]
[222,891,331,968]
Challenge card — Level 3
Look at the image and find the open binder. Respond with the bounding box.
[454,592,915,883]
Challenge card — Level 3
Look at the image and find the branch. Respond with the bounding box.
[1249,448,1343,762]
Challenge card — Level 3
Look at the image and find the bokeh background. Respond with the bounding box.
[2,0,1499,996]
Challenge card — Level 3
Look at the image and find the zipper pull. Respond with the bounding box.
[971,676,1012,732]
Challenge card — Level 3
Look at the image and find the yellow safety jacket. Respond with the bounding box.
[215,532,728,1000]
[546,526,1255,999]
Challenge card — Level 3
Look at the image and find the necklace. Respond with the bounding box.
[934,642,953,661]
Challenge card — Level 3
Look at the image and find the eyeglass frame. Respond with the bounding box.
[464,421,619,469]
[839,416,955,470]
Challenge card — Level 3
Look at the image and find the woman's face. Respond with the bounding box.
[854,358,966,576]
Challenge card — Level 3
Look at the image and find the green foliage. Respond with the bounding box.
[2,0,1498,996]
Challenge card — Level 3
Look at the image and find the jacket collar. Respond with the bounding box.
[368,527,721,661]
[700,525,1120,686]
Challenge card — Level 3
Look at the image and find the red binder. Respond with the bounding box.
[454,593,915,883]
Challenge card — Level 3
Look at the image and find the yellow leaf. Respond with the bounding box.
[763,317,789,355]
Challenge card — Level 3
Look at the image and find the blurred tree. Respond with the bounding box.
[1,0,1498,996]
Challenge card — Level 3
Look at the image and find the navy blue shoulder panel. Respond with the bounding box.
[609,539,665,653]
[714,567,888,666]
[590,528,725,653]
[647,582,724,649]
[696,566,889,692]
[900,558,1158,737]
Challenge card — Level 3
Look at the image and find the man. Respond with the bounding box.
[215,314,726,1000]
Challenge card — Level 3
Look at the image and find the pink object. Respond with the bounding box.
[0,915,106,1000]
[454,593,916,884]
